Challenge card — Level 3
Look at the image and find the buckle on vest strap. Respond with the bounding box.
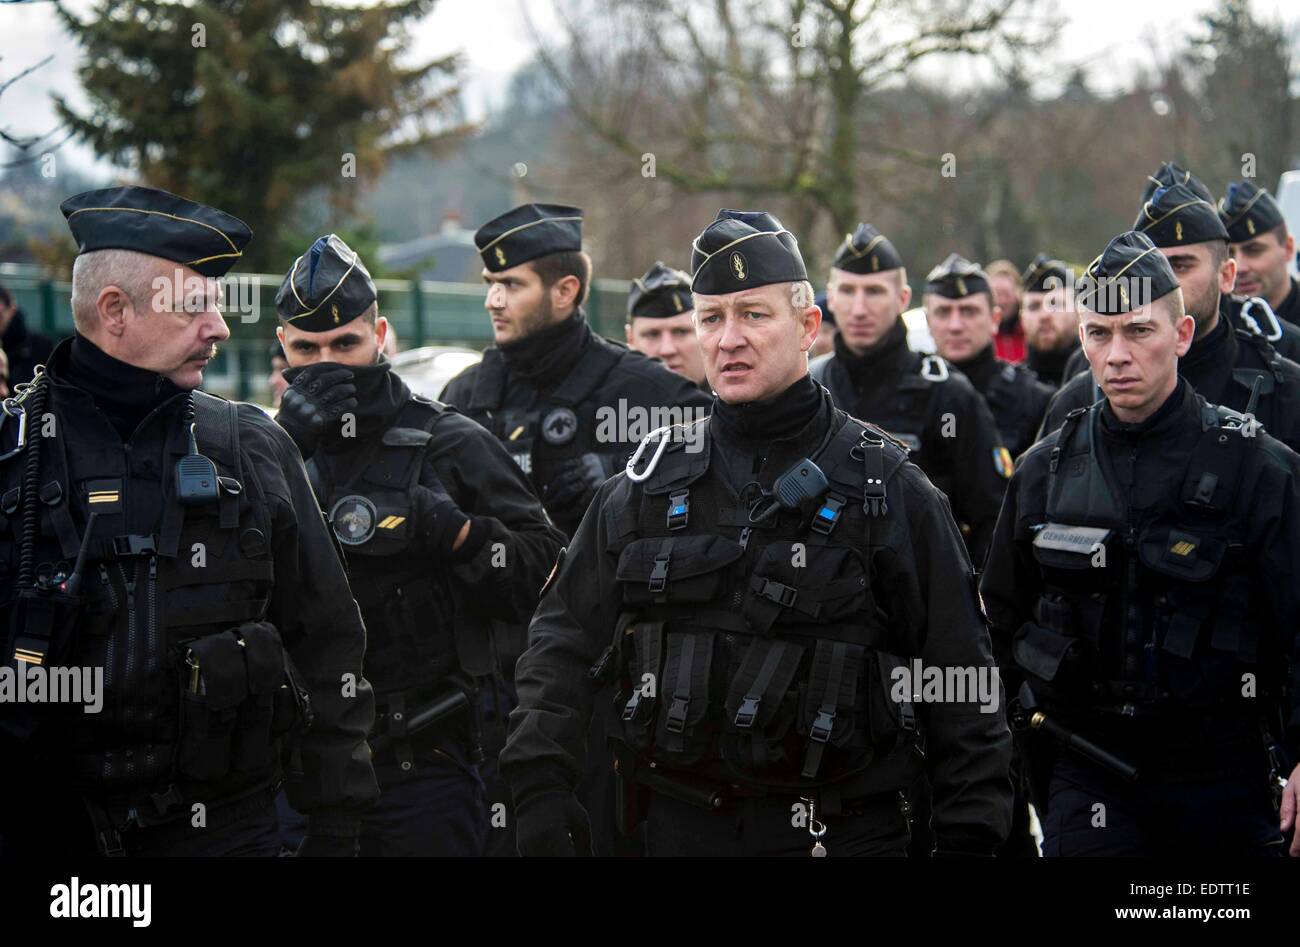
[621,690,643,722]
[666,491,689,530]
[665,696,689,733]
[648,553,671,593]
[110,534,158,558]
[810,709,836,743]
[734,696,760,728]
[754,577,798,608]
[810,494,844,535]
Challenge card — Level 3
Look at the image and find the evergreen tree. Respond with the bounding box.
[54,0,467,269]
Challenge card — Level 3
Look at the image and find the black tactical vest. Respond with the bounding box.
[307,396,490,701]
[810,351,952,491]
[0,382,307,817]
[466,340,623,481]
[982,364,1047,457]
[1015,402,1271,717]
[599,414,923,798]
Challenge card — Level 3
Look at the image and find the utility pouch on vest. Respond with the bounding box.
[797,640,866,779]
[1012,622,1095,703]
[618,621,665,750]
[176,629,248,782]
[616,535,743,606]
[230,621,297,775]
[721,637,806,774]
[653,630,715,766]
[742,542,869,636]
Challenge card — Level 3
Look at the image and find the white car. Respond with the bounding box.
[390,345,483,401]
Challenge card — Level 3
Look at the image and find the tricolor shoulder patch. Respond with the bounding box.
[993,446,1014,479]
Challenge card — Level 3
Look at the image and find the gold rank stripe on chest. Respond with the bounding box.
[377,515,406,530]
[1169,540,1196,557]
[87,491,120,505]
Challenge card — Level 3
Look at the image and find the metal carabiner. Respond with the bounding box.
[1241,296,1283,342]
[625,426,673,482]
[919,354,949,382]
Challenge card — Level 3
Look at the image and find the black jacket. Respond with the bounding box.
[501,379,1013,854]
[441,311,712,538]
[982,379,1300,762]
[952,344,1055,459]
[302,364,565,689]
[0,337,378,849]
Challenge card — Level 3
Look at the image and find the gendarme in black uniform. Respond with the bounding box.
[500,209,1012,857]
[1220,179,1300,334]
[272,235,565,856]
[0,187,378,857]
[1021,255,1082,390]
[441,205,712,540]
[926,256,1054,459]
[982,232,1300,856]
[1044,181,1300,452]
[441,204,710,856]
[810,226,1011,564]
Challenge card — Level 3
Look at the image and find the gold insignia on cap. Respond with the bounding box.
[956,276,967,297]
[871,255,879,272]
[1247,218,1256,236]
[730,251,747,281]
[1175,220,1183,242]
[672,292,682,311]
[495,246,507,267]
[331,303,340,324]
[1118,284,1129,306]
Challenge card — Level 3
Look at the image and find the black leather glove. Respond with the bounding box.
[542,454,608,523]
[411,472,469,558]
[296,833,359,857]
[276,363,358,459]
[515,791,592,857]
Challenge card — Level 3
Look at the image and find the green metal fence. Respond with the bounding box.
[0,262,632,403]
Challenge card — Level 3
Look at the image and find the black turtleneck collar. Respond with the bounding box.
[1099,376,1190,438]
[1026,339,1079,388]
[952,343,999,396]
[712,373,824,443]
[499,308,590,389]
[833,316,908,384]
[50,334,185,441]
[1180,309,1232,373]
[1276,277,1299,326]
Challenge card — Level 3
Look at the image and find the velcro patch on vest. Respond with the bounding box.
[1032,523,1110,555]
[85,479,123,513]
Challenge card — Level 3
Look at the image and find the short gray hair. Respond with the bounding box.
[70,249,159,334]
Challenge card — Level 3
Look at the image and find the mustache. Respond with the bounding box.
[190,346,219,361]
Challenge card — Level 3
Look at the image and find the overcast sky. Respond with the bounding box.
[2,0,1296,177]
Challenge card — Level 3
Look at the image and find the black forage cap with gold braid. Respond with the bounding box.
[628,262,693,319]
[924,253,990,298]
[60,185,251,278]
[690,209,807,294]
[1219,180,1287,243]
[1022,253,1071,294]
[275,234,377,330]
[1134,183,1228,248]
[831,223,905,275]
[475,203,583,273]
[1139,161,1214,206]
[1075,231,1179,316]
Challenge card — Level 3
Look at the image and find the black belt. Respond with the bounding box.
[84,782,276,856]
